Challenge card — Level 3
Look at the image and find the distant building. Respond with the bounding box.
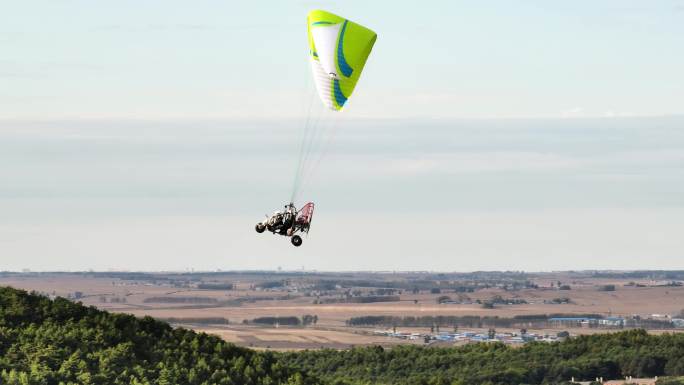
[549,317,599,328]
[598,317,624,328]
[649,314,671,320]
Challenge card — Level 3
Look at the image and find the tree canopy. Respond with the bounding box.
[0,286,316,385]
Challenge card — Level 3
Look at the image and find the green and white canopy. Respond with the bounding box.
[307,10,377,111]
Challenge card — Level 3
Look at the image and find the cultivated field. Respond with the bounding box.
[2,270,683,349]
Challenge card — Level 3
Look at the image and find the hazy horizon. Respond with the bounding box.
[2,115,683,272]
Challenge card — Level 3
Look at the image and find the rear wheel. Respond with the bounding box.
[255,223,266,233]
[291,235,302,247]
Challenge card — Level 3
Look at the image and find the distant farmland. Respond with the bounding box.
[1,270,683,350]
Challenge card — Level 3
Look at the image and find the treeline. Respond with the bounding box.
[256,280,291,289]
[143,296,218,304]
[197,283,234,290]
[515,313,604,321]
[347,315,541,328]
[307,279,535,292]
[281,330,684,385]
[318,295,400,304]
[246,315,318,326]
[0,286,317,385]
[306,279,465,292]
[230,295,293,304]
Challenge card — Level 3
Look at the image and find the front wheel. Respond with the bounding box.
[255,223,266,233]
[291,235,302,247]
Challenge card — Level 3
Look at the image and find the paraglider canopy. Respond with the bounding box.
[255,11,376,247]
[307,10,377,111]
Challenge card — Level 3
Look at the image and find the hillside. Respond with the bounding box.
[3,286,684,385]
[0,286,315,385]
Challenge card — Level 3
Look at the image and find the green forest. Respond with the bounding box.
[0,287,314,385]
[2,286,684,385]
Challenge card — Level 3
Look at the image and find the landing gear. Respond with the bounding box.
[255,223,266,233]
[291,235,303,247]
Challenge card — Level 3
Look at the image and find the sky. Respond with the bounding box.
[1,1,683,271]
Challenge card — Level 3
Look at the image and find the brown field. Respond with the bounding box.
[191,324,417,351]
[2,271,683,350]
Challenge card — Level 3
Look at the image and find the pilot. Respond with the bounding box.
[282,204,296,227]
[271,211,283,226]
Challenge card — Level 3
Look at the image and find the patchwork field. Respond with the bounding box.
[2,270,683,349]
